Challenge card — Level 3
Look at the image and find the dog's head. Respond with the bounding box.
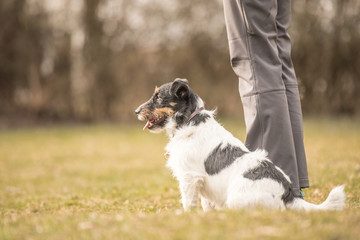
[135,78,204,133]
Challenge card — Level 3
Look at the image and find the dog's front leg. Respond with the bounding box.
[179,172,204,211]
[201,197,216,211]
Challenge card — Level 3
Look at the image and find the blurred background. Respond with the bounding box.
[0,0,359,127]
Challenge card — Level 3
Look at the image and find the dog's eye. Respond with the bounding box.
[154,94,161,103]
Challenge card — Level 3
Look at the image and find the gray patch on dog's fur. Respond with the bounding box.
[243,160,295,204]
[190,113,210,126]
[205,143,247,175]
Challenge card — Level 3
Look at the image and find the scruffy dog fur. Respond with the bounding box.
[135,78,346,211]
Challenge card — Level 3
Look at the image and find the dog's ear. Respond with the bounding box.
[170,78,189,100]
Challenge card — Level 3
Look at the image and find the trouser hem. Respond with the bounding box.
[299,178,310,189]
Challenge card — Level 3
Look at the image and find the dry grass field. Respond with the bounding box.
[1,118,359,239]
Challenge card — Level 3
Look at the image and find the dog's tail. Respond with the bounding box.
[286,185,346,211]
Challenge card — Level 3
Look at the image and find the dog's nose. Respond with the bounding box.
[135,108,141,115]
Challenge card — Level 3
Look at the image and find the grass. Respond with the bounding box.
[0,117,359,239]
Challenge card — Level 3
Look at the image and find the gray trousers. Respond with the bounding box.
[223,0,309,195]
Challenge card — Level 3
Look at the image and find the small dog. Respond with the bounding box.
[135,78,346,211]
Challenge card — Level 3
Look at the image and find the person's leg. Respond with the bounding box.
[222,0,303,195]
[276,0,309,189]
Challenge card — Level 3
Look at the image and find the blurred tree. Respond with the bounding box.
[0,0,50,118]
[0,0,26,113]
[82,0,116,120]
[292,0,360,115]
[326,0,360,114]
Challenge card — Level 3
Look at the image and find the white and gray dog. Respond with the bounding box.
[135,78,345,211]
